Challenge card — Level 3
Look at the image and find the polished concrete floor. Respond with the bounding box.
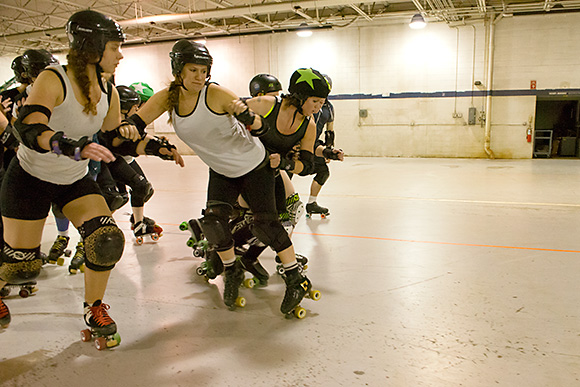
[1,156,579,387]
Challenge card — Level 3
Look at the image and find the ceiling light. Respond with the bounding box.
[296,23,312,38]
[409,14,426,29]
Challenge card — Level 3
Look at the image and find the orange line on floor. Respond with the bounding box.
[292,232,580,254]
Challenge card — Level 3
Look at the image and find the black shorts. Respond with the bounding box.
[1,158,102,220]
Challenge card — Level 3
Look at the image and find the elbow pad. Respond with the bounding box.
[297,150,314,176]
[1,124,20,150]
[13,104,55,153]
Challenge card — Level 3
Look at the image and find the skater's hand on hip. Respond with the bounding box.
[81,142,115,163]
[269,153,281,169]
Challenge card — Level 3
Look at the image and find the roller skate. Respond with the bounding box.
[132,218,161,245]
[0,282,38,298]
[47,235,71,265]
[68,242,85,274]
[179,218,209,257]
[223,260,246,310]
[305,202,329,219]
[240,254,269,287]
[0,298,10,328]
[81,300,121,350]
[280,269,321,319]
[130,214,163,236]
[275,254,309,276]
[195,249,224,280]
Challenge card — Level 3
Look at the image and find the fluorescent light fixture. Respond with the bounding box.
[409,13,426,29]
[296,23,312,37]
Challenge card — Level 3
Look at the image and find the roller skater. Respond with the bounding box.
[68,241,85,274]
[81,299,121,350]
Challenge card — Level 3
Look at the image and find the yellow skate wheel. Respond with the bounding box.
[79,264,85,273]
[243,278,255,289]
[309,289,321,301]
[294,307,306,319]
[56,257,65,266]
[235,297,246,308]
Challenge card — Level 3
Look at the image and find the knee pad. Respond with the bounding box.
[199,202,234,251]
[251,212,292,253]
[314,165,330,186]
[285,193,304,227]
[0,243,42,284]
[78,216,125,271]
[129,176,154,207]
[101,186,129,212]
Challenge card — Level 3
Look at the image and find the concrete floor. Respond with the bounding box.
[1,156,579,387]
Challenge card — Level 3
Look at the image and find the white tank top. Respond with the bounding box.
[171,83,265,178]
[17,65,109,185]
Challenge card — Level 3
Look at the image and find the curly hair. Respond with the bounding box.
[66,49,98,115]
[165,80,181,124]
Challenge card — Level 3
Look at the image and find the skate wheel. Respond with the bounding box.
[95,337,107,350]
[235,297,246,308]
[56,257,65,266]
[294,307,306,319]
[309,289,321,301]
[193,248,203,257]
[81,329,92,342]
[243,278,255,289]
[179,221,189,231]
[64,250,72,257]
[19,288,31,298]
[68,267,77,275]
[79,264,85,273]
[136,237,144,245]
[196,266,205,276]
[302,264,308,271]
[276,265,285,275]
[107,333,121,348]
[305,213,311,218]
[1,287,11,297]
[151,233,160,241]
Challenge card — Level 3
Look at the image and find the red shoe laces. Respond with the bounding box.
[0,299,8,317]
[90,303,114,326]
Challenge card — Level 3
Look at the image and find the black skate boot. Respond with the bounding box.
[133,220,160,245]
[240,254,269,287]
[223,260,246,310]
[275,254,309,276]
[180,218,208,256]
[81,300,121,350]
[305,202,329,218]
[131,214,163,236]
[47,235,71,265]
[196,250,224,280]
[68,242,85,274]
[0,298,10,328]
[280,269,320,318]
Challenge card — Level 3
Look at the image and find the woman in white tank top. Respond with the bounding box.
[135,39,316,316]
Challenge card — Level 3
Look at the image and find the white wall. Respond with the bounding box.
[2,13,579,158]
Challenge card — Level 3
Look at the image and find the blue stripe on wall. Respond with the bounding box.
[328,88,580,100]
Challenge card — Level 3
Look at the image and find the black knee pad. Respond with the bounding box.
[199,202,234,251]
[250,212,292,253]
[0,243,42,284]
[314,164,330,186]
[129,175,154,207]
[78,216,125,271]
[101,186,129,212]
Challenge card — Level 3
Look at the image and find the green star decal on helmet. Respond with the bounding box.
[294,68,321,90]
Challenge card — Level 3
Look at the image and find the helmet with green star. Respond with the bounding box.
[130,82,154,102]
[288,68,330,99]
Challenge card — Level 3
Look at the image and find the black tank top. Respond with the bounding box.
[260,97,310,155]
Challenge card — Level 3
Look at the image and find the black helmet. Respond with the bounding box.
[11,55,28,84]
[322,74,332,92]
[169,39,213,78]
[288,68,330,100]
[116,85,141,112]
[21,49,59,79]
[66,10,125,62]
[249,74,282,97]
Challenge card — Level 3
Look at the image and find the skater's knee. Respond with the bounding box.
[79,216,125,271]
[0,243,43,283]
[129,176,154,207]
[199,201,234,251]
[251,212,292,252]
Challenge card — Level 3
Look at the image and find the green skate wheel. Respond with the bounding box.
[179,221,188,231]
[108,333,121,347]
[186,238,195,247]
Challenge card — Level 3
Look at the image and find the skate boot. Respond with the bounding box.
[133,220,160,245]
[131,214,163,236]
[0,298,10,328]
[223,260,246,310]
[305,202,329,218]
[47,235,71,265]
[196,250,224,280]
[240,254,269,287]
[68,242,85,274]
[179,218,208,257]
[81,300,121,350]
[280,269,321,319]
[0,282,38,298]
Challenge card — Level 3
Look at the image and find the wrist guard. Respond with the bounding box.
[278,156,295,172]
[145,136,176,160]
[1,124,20,150]
[50,131,92,161]
[322,147,341,160]
[125,114,148,138]
[235,108,256,126]
[325,130,335,147]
